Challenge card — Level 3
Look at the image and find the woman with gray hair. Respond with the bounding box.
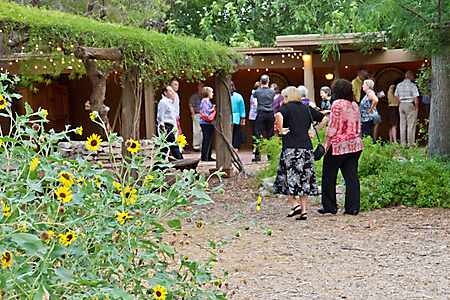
[320,86,334,113]
[360,79,379,141]
[297,85,317,108]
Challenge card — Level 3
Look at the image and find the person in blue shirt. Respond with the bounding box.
[231,81,246,151]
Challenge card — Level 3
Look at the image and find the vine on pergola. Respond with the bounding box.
[0,0,239,136]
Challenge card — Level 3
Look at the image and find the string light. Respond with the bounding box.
[282,55,285,58]
[34,66,38,69]
[68,66,73,70]
[281,60,285,64]
[261,58,265,62]
[302,67,304,70]
[270,61,274,65]
[265,68,268,71]
[8,62,12,65]
[345,65,349,69]
[293,67,296,70]
[247,69,250,72]
[49,59,53,62]
[256,69,259,72]
[57,47,62,51]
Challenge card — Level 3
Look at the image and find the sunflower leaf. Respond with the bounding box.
[167,219,181,230]
[55,266,75,283]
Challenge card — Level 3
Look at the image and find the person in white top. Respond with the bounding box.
[157,85,183,160]
[395,71,420,147]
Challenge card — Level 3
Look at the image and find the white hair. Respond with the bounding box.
[297,85,308,98]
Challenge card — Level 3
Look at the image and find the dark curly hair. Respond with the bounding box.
[331,79,354,102]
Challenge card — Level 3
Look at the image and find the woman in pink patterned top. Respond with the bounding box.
[318,79,364,216]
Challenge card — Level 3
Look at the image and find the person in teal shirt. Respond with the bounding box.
[231,81,246,151]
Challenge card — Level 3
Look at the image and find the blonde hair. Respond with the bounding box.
[364,79,374,90]
[202,86,213,98]
[281,86,302,103]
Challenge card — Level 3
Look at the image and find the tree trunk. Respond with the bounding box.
[428,52,450,157]
[214,72,232,172]
[83,59,111,135]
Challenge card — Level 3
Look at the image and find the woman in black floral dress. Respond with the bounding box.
[273,86,328,220]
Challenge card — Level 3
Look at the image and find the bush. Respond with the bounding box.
[0,72,226,299]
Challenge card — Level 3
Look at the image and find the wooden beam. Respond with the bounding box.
[214,71,232,174]
[144,84,156,138]
[74,46,123,61]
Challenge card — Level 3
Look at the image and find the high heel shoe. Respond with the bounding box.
[287,204,302,218]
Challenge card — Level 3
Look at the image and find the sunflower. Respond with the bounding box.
[121,186,139,205]
[1,251,12,269]
[176,134,187,148]
[0,95,6,110]
[59,231,78,246]
[77,176,85,188]
[89,111,98,120]
[256,196,262,211]
[267,229,273,236]
[196,221,203,229]
[144,174,154,186]
[113,181,122,190]
[116,211,132,225]
[153,285,168,300]
[75,126,83,135]
[235,231,241,237]
[127,139,140,154]
[214,279,222,288]
[55,185,73,203]
[86,133,102,152]
[0,139,3,147]
[40,108,48,119]
[3,203,11,217]
[30,157,39,171]
[135,220,141,227]
[93,175,101,187]
[58,171,75,187]
[219,189,225,195]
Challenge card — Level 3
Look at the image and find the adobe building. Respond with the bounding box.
[0,33,426,150]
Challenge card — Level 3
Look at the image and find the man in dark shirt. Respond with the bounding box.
[252,74,276,162]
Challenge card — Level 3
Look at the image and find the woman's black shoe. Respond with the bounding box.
[343,210,359,215]
[317,207,337,214]
[287,204,302,218]
[296,212,308,220]
[207,157,216,161]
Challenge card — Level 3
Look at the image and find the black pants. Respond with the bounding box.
[250,119,256,146]
[232,124,242,149]
[361,120,374,142]
[254,111,274,159]
[162,123,183,160]
[322,147,362,213]
[200,124,215,160]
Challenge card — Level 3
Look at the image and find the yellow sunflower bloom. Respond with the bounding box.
[135,220,141,227]
[176,134,187,148]
[1,251,12,269]
[93,174,101,187]
[86,133,102,152]
[77,176,85,188]
[144,174,154,186]
[3,203,11,217]
[59,231,78,246]
[22,223,26,232]
[89,111,98,121]
[267,229,273,236]
[235,231,241,237]
[58,171,75,187]
[113,181,122,190]
[214,279,222,288]
[55,185,73,203]
[30,157,39,171]
[0,95,6,110]
[196,221,203,229]
[116,211,132,225]
[153,285,168,300]
[127,139,140,154]
[256,196,262,211]
[76,126,83,135]
[40,108,48,119]
[121,186,139,205]
[0,139,3,147]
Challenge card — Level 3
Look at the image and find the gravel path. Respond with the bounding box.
[170,167,450,300]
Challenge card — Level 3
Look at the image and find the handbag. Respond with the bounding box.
[307,106,325,161]
[201,107,216,122]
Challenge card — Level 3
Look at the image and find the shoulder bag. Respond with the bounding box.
[201,105,216,122]
[307,106,325,161]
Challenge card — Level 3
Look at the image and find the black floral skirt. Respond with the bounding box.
[273,148,318,196]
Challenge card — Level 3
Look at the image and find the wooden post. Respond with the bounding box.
[144,84,156,138]
[121,67,138,142]
[214,71,232,177]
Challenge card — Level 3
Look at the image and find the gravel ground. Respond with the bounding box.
[169,165,450,300]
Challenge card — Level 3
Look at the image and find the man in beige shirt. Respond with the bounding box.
[351,68,366,103]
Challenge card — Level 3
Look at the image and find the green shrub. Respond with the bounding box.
[0,72,226,299]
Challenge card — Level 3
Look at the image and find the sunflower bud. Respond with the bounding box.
[149,258,155,265]
[13,222,19,230]
[134,210,141,216]
[58,206,66,214]
[125,140,132,148]
[32,124,41,131]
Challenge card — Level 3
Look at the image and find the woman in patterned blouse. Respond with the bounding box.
[318,79,364,216]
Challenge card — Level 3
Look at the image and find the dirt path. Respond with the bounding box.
[169,166,450,300]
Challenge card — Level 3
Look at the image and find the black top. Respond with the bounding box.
[278,101,325,149]
[253,87,276,112]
